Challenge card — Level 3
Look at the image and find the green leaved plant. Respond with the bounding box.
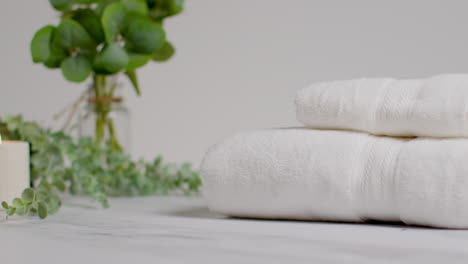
[31,0,184,151]
[0,115,201,219]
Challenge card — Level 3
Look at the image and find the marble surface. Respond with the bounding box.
[1,196,468,264]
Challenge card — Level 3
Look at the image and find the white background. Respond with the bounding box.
[1,0,467,165]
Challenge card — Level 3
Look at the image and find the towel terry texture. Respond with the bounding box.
[201,129,468,228]
[296,74,468,137]
[201,74,468,228]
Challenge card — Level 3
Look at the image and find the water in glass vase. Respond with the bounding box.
[78,75,131,152]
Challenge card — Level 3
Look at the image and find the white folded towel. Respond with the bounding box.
[201,128,468,228]
[296,74,468,137]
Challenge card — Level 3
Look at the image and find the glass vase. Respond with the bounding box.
[77,76,131,152]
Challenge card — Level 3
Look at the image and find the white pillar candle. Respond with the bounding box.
[0,136,30,203]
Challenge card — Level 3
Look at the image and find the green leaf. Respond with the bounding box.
[148,0,184,20]
[39,179,53,191]
[44,46,68,69]
[166,0,184,16]
[101,2,128,43]
[95,0,119,15]
[73,9,105,44]
[49,0,74,11]
[154,155,162,167]
[121,0,148,15]
[6,207,16,216]
[123,19,165,54]
[37,190,50,201]
[31,25,55,63]
[93,43,129,74]
[61,55,92,82]
[21,188,35,202]
[120,11,147,35]
[126,53,152,70]
[46,194,62,215]
[125,69,140,95]
[53,179,67,192]
[15,203,30,216]
[1,201,8,209]
[152,41,175,62]
[54,19,96,49]
[38,201,48,219]
[12,198,24,208]
[43,29,69,69]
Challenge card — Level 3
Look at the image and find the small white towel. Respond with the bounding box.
[296,74,468,137]
[201,128,468,228]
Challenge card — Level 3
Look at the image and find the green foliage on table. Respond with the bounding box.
[0,115,201,219]
[30,0,184,150]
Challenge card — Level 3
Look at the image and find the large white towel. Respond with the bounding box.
[201,128,468,228]
[296,74,468,137]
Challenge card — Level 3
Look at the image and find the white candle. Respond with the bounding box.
[0,136,30,203]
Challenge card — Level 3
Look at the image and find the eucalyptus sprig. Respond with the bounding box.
[32,0,180,86]
[31,0,183,149]
[0,115,201,219]
[2,188,59,219]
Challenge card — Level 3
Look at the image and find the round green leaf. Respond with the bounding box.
[53,179,67,192]
[38,201,48,219]
[96,0,119,15]
[18,203,31,216]
[126,53,152,70]
[93,43,129,74]
[6,207,16,216]
[123,19,165,54]
[44,45,68,69]
[121,11,147,34]
[153,41,175,62]
[46,195,62,215]
[12,198,24,208]
[49,0,74,11]
[38,181,54,192]
[36,190,50,201]
[166,0,184,16]
[148,0,184,20]
[61,55,92,82]
[31,25,55,63]
[73,9,105,43]
[101,2,128,43]
[121,0,148,15]
[54,19,96,49]
[21,188,35,202]
[1,201,8,209]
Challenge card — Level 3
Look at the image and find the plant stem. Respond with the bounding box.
[93,74,105,144]
[107,118,122,152]
[92,74,122,152]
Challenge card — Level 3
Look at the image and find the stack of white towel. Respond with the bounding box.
[201,74,468,228]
